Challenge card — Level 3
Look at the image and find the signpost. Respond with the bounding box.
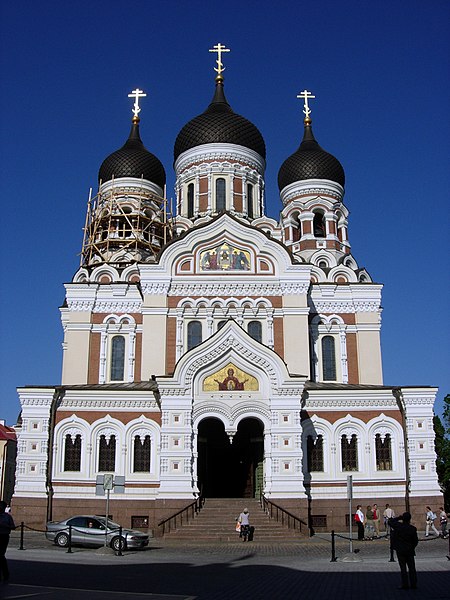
[103,474,114,547]
[347,475,353,553]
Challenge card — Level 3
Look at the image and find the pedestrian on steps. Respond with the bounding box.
[238,508,251,541]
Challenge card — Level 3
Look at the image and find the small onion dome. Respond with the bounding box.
[174,76,266,161]
[99,118,166,188]
[278,119,345,190]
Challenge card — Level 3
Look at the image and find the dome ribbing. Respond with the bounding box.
[174,78,265,161]
[278,120,345,190]
[99,120,166,188]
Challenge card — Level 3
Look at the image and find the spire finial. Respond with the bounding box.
[209,43,230,81]
[128,88,147,123]
[297,89,316,124]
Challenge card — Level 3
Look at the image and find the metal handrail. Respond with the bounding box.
[158,495,205,535]
[260,494,310,535]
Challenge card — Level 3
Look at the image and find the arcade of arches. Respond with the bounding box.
[197,417,264,498]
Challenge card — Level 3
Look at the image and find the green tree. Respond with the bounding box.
[434,394,450,511]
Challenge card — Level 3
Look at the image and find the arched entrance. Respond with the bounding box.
[197,417,264,498]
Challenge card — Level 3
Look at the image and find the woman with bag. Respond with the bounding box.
[354,505,365,541]
[425,506,439,537]
[238,508,251,541]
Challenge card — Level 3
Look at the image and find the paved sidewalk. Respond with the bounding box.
[4,533,449,599]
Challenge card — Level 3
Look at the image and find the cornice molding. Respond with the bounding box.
[163,281,309,297]
[311,300,381,313]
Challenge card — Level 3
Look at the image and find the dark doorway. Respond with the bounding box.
[197,417,264,498]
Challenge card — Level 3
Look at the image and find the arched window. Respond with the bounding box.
[216,178,226,211]
[313,212,326,237]
[98,434,116,472]
[322,336,336,381]
[375,433,392,470]
[187,321,202,351]
[247,184,254,219]
[110,336,125,381]
[217,320,227,331]
[307,434,324,472]
[64,433,82,471]
[341,434,358,471]
[133,434,151,472]
[187,183,194,219]
[248,321,262,343]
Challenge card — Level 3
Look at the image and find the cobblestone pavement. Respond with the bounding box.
[4,531,449,600]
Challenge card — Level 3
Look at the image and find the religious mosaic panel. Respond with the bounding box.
[203,363,259,392]
[199,242,251,272]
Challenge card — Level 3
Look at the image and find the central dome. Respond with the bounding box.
[174,78,266,161]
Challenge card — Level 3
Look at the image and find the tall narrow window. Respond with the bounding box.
[248,321,262,343]
[110,336,125,381]
[322,336,336,381]
[187,183,194,219]
[375,433,392,470]
[133,434,151,472]
[307,434,324,472]
[64,434,82,471]
[216,178,226,211]
[247,184,254,219]
[98,434,116,472]
[341,434,358,471]
[313,212,325,237]
[187,321,202,351]
[217,320,227,331]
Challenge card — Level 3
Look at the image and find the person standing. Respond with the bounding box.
[383,503,395,538]
[364,505,375,540]
[389,512,419,590]
[238,508,250,542]
[354,505,365,541]
[425,506,440,537]
[439,507,448,538]
[0,501,16,583]
[372,503,380,538]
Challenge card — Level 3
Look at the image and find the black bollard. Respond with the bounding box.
[331,529,337,562]
[67,525,72,553]
[19,521,24,550]
[389,536,396,562]
[117,527,123,556]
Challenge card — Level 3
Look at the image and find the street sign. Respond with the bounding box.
[103,474,114,490]
[347,475,353,500]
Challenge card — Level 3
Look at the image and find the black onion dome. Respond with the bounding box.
[99,120,166,188]
[174,79,266,161]
[278,121,345,190]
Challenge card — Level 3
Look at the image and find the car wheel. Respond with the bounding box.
[111,536,126,551]
[55,532,69,547]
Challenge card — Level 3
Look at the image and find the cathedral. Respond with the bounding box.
[13,45,441,533]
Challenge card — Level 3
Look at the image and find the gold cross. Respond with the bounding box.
[209,43,230,76]
[128,88,147,118]
[297,89,316,119]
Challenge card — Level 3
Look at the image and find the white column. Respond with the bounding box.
[99,330,107,383]
[176,310,184,361]
[127,329,136,382]
[339,327,348,384]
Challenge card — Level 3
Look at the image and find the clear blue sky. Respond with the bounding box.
[1,0,449,426]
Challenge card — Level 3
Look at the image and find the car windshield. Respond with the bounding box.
[95,518,122,529]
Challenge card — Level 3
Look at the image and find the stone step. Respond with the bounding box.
[162,498,306,541]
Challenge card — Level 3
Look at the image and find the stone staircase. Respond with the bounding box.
[161,498,307,542]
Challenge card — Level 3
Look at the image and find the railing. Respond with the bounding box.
[260,494,310,536]
[158,495,205,535]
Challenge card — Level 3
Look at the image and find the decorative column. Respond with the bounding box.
[99,329,107,383]
[176,309,184,361]
[127,328,136,382]
[339,326,348,384]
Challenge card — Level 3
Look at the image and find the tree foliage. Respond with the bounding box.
[434,394,450,511]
